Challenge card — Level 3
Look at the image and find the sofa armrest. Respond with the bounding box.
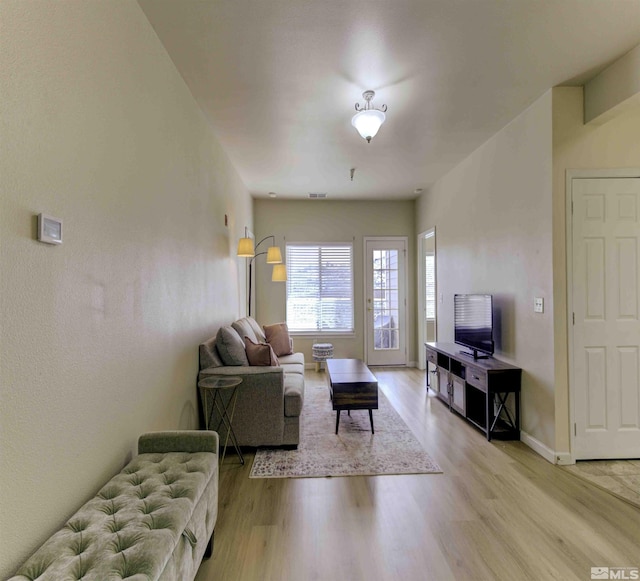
[198,366,286,446]
[199,366,285,399]
[199,365,284,378]
[138,430,219,454]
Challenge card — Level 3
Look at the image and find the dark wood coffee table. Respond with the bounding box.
[326,359,378,434]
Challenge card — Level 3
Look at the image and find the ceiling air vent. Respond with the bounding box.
[308,192,327,199]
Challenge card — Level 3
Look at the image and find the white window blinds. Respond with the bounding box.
[286,243,354,333]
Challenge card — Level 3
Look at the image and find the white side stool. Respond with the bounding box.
[312,343,334,372]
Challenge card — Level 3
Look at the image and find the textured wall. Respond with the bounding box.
[0,1,250,576]
[416,93,555,450]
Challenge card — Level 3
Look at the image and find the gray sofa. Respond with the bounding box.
[198,317,305,447]
[9,431,219,581]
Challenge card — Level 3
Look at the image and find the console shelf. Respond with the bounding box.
[425,342,522,441]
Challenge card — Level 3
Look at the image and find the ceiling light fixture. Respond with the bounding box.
[352,90,387,143]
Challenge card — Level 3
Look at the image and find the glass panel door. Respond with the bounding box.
[365,238,407,365]
[373,249,400,351]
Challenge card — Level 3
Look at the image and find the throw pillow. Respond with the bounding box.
[244,337,279,366]
[216,326,249,366]
[199,338,224,370]
[263,322,293,357]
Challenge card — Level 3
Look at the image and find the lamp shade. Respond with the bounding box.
[266,246,283,264]
[271,264,287,282]
[351,109,386,142]
[237,237,255,257]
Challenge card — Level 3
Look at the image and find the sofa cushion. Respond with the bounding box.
[263,322,294,357]
[244,337,279,366]
[280,363,304,376]
[216,326,249,366]
[199,337,224,370]
[246,316,267,343]
[232,317,259,344]
[278,352,305,367]
[283,373,304,417]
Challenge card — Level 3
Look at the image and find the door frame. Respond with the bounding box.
[363,236,409,366]
[566,168,640,463]
[417,228,436,370]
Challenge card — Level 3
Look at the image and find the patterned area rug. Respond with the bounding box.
[562,460,640,508]
[250,379,442,479]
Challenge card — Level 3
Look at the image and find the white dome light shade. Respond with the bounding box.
[351,109,386,143]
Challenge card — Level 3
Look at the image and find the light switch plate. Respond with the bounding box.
[37,213,63,245]
[534,297,544,313]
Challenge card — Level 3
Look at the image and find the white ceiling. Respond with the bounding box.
[138,0,640,201]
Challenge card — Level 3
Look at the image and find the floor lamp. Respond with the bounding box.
[237,232,286,317]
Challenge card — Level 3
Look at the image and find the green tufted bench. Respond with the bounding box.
[9,430,219,581]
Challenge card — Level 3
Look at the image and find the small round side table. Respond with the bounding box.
[312,343,334,372]
[198,375,244,464]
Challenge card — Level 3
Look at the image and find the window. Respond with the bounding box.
[286,243,354,333]
[425,254,435,319]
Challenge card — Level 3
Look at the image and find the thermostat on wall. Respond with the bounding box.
[37,213,63,245]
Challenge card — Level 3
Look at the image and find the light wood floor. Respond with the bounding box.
[195,368,640,581]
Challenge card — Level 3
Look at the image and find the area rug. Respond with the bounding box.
[249,379,442,479]
[561,460,640,509]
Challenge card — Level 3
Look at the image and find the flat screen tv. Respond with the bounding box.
[454,294,494,359]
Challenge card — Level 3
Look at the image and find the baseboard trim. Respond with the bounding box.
[306,361,418,369]
[520,431,573,465]
[555,453,574,465]
[520,430,557,464]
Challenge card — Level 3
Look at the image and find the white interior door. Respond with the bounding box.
[365,238,407,366]
[571,176,640,459]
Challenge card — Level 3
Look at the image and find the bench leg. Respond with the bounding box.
[369,409,374,434]
[335,410,340,434]
[204,530,214,559]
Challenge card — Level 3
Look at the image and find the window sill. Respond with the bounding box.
[290,332,356,339]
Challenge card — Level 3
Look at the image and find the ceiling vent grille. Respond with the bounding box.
[308,192,327,199]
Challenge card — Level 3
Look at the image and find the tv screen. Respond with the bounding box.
[454,294,494,357]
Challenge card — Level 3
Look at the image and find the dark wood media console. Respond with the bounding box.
[425,342,522,440]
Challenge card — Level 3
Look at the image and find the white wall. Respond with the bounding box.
[584,43,640,124]
[416,92,555,451]
[254,200,416,365]
[0,2,251,576]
